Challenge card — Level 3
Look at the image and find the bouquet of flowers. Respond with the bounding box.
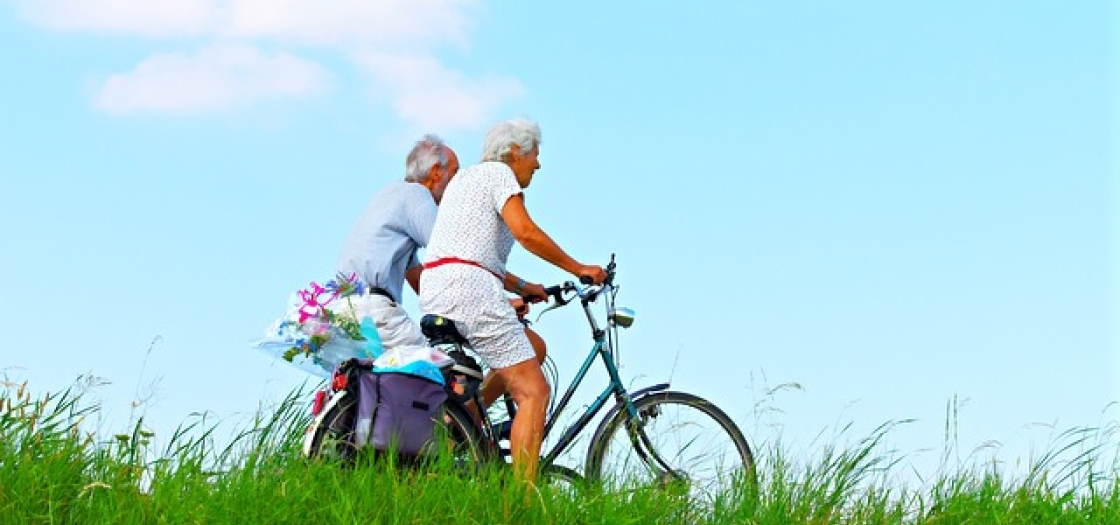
[253,272,385,378]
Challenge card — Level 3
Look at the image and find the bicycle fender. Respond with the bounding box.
[301,390,350,457]
[583,383,670,472]
[624,383,671,400]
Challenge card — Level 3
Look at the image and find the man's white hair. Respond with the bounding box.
[405,134,450,182]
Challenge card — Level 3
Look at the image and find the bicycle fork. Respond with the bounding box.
[622,400,689,488]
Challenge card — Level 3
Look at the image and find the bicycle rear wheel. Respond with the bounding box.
[585,391,756,505]
[429,401,492,471]
[304,393,359,463]
[305,395,489,468]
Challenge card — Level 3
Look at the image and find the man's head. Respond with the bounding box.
[405,134,460,203]
[481,118,541,188]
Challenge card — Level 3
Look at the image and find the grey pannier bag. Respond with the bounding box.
[353,363,448,456]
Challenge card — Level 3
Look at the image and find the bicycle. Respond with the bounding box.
[419,255,757,502]
[302,255,756,502]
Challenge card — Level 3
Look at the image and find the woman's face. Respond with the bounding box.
[508,143,540,188]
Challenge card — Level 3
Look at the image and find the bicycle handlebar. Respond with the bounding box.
[577,253,617,288]
[543,285,568,306]
[536,254,618,318]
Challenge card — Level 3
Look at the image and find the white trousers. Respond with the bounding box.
[330,294,428,352]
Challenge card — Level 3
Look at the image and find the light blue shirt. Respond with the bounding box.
[337,181,437,302]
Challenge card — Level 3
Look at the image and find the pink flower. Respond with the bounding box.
[297,282,328,323]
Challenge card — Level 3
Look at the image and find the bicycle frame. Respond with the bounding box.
[425,256,683,478]
[537,310,663,468]
[522,259,671,472]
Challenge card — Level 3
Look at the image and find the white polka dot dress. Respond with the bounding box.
[419,162,534,369]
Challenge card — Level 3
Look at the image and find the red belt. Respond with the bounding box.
[423,257,503,280]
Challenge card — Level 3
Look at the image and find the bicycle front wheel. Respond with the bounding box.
[585,391,756,504]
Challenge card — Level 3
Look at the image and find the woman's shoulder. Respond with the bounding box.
[464,161,513,177]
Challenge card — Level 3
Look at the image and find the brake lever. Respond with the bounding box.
[533,303,562,324]
[544,284,569,306]
[533,284,571,323]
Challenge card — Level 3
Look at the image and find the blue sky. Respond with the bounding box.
[2,1,1116,484]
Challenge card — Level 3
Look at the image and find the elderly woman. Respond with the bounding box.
[419,117,606,482]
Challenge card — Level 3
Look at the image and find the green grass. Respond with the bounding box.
[3,382,1118,525]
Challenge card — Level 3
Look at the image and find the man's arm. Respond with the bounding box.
[404,187,438,296]
[405,264,422,295]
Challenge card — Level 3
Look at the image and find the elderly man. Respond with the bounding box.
[336,134,459,351]
[420,118,606,482]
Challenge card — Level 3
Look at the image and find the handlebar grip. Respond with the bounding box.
[579,275,594,285]
[543,285,568,305]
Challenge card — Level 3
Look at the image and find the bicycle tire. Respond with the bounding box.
[585,391,757,504]
[430,401,492,471]
[304,393,359,463]
[540,464,586,496]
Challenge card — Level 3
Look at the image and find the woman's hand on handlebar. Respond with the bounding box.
[577,264,608,285]
[519,282,549,304]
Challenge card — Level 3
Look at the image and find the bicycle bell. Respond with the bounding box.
[609,307,635,328]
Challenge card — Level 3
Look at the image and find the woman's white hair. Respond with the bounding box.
[481,118,541,162]
[404,134,450,182]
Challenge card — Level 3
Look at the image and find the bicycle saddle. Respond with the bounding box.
[420,314,470,346]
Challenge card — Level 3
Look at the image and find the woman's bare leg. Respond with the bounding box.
[495,358,550,482]
[480,326,547,407]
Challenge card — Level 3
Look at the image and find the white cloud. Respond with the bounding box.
[222,0,475,48]
[15,0,220,37]
[13,0,519,128]
[93,44,331,115]
[355,51,523,132]
[15,0,475,46]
